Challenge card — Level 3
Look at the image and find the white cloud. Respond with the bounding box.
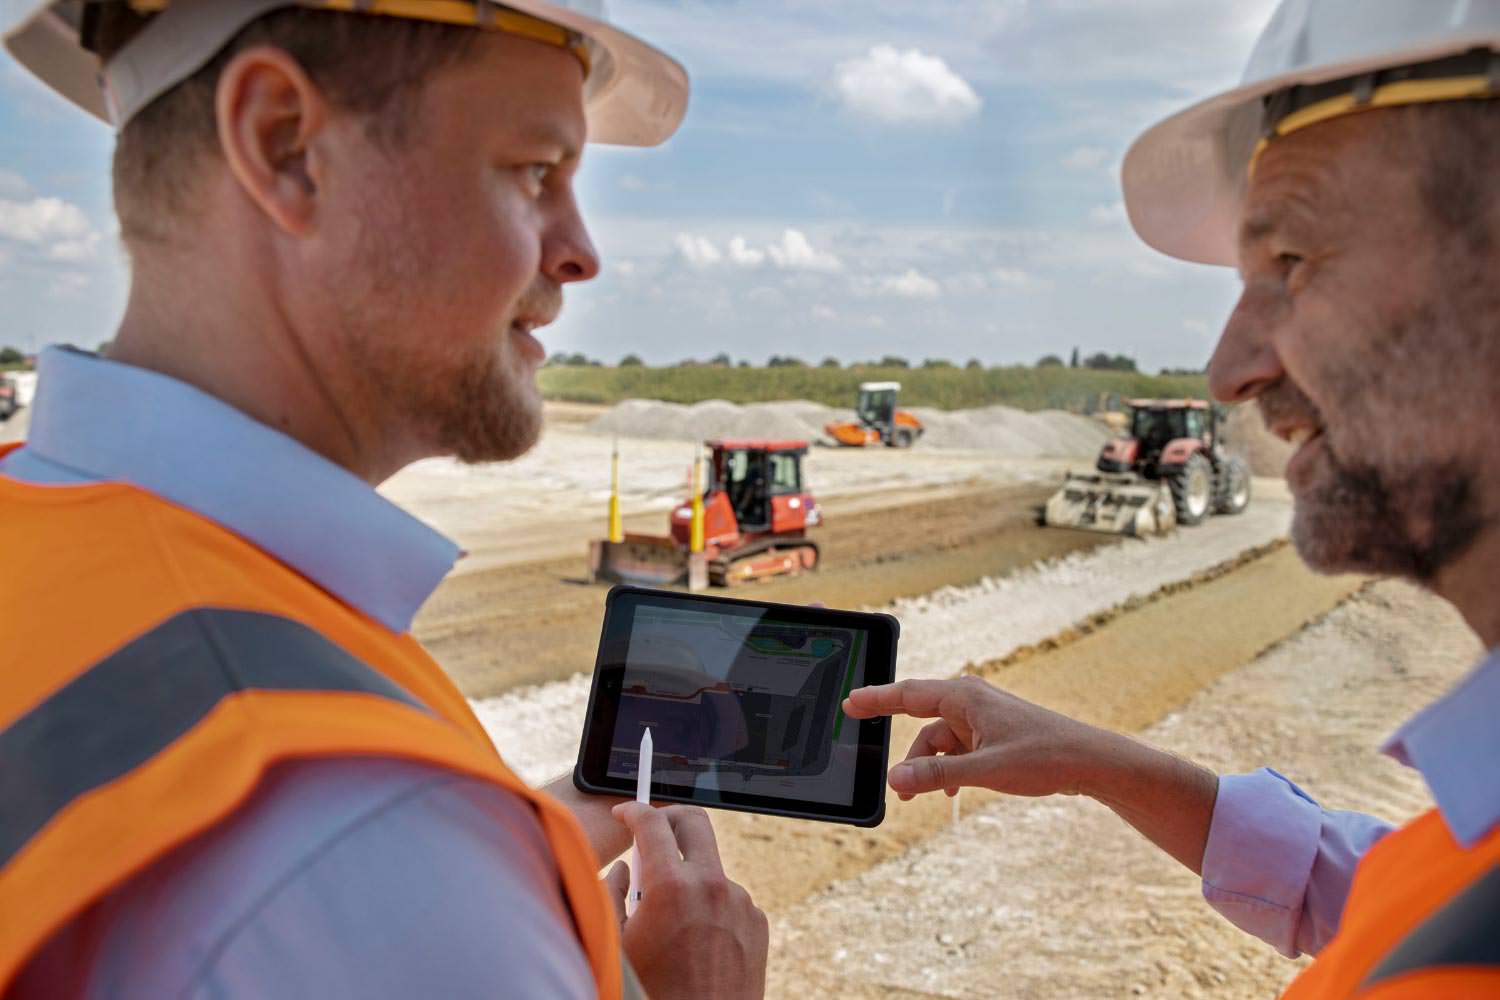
[992,267,1033,288]
[878,268,942,300]
[0,170,27,197]
[0,196,91,244]
[833,45,982,124]
[45,271,90,298]
[727,236,765,267]
[1088,201,1128,227]
[747,286,784,306]
[49,234,102,261]
[810,304,837,321]
[673,233,722,268]
[1062,146,1108,170]
[619,174,650,191]
[611,259,637,277]
[767,229,842,272]
[1182,319,1212,336]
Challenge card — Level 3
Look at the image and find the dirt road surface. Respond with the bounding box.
[766,581,1480,999]
[416,481,1111,696]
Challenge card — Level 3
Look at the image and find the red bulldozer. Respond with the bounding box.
[1044,398,1251,536]
[588,440,821,591]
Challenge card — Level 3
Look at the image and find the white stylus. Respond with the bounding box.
[626,726,653,918]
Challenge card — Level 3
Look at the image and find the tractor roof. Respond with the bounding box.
[859,381,902,391]
[1125,398,1209,410]
[708,439,809,452]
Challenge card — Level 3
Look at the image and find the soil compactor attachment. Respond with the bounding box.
[589,440,821,591]
[1044,399,1251,538]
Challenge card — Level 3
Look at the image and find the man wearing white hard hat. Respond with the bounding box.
[0,2,767,998]
[847,1,1500,995]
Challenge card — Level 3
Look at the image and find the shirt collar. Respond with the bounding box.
[19,347,460,633]
[1382,646,1500,848]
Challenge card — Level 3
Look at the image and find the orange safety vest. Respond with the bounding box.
[0,446,622,997]
[1283,809,1500,999]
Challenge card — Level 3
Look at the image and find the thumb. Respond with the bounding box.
[888,752,990,796]
[603,859,630,927]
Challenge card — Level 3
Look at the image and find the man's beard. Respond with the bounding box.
[346,291,557,467]
[1261,379,1486,584]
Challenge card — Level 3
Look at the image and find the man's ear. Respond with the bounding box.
[215,45,328,236]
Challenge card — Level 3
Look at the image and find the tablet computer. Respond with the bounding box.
[574,586,897,827]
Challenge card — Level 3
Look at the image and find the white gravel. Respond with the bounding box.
[766,581,1480,999]
[473,497,1293,784]
[585,398,1111,456]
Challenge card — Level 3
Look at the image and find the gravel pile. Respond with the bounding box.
[473,498,1293,785]
[587,398,1110,458]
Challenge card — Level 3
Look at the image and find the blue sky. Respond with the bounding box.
[0,0,1280,370]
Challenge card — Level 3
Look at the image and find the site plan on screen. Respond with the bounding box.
[608,604,868,806]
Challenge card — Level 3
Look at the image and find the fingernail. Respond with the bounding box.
[889,763,911,789]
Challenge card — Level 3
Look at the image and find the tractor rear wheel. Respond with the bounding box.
[1214,456,1252,515]
[1169,453,1214,526]
[891,428,916,448]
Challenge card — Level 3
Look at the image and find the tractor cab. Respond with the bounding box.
[1119,399,1216,470]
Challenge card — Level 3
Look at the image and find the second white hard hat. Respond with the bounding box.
[1122,0,1500,267]
[1,0,688,146]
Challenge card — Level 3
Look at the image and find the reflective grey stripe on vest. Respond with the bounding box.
[0,608,428,870]
[1363,864,1500,988]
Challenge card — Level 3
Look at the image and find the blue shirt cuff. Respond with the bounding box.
[1201,768,1323,958]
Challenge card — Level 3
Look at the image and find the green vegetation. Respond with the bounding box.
[1,346,33,372]
[538,364,1210,412]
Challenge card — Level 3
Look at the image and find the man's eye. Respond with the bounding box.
[524,164,553,190]
[1276,252,1304,272]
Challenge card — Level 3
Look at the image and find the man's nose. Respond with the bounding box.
[542,200,600,284]
[1209,284,1284,404]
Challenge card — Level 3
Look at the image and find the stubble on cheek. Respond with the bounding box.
[1282,301,1489,582]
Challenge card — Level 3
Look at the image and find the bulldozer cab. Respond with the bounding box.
[856,382,900,434]
[713,442,806,533]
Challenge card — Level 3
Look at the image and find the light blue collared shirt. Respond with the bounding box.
[1201,647,1500,958]
[1,346,460,633]
[3,347,594,999]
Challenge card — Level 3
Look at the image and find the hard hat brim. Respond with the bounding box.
[1122,31,1500,267]
[3,0,688,147]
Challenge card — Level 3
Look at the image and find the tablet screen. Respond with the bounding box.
[607,601,869,806]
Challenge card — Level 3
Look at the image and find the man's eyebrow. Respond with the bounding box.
[516,118,584,160]
[1239,212,1278,246]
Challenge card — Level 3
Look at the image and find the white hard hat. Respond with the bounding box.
[1123,0,1500,266]
[1,0,687,146]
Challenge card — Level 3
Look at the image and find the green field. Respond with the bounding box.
[538,365,1210,412]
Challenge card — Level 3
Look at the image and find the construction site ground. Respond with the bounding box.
[409,407,1475,1000]
[8,392,1477,997]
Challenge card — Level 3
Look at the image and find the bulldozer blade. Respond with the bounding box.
[1043,473,1177,538]
[589,536,709,591]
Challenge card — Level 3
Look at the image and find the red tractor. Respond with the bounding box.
[1045,399,1251,536]
[589,440,821,590]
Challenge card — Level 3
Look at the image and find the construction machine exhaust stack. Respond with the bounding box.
[1044,399,1251,538]
[589,440,821,591]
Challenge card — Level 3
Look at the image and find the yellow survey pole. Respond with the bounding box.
[607,439,624,543]
[689,452,705,553]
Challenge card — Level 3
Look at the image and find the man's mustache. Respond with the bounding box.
[1257,378,1323,433]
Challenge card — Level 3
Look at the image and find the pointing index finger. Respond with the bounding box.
[843,679,958,720]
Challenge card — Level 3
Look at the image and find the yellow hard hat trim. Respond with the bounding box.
[1249,73,1496,176]
[125,0,591,76]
